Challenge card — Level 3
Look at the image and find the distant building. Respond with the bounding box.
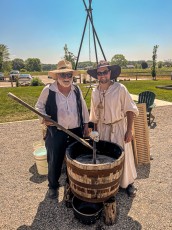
[126,65,135,69]
[84,66,94,70]
[76,67,84,70]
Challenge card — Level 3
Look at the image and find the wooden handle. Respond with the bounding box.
[8,92,93,150]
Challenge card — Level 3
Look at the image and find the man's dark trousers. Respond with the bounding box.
[45,127,83,189]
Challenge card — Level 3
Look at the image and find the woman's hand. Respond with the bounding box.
[83,123,89,137]
[89,131,99,142]
[124,130,133,143]
[125,111,134,143]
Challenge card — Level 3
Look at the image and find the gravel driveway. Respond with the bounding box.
[0,105,172,230]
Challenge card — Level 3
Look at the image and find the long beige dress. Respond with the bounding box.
[89,82,139,188]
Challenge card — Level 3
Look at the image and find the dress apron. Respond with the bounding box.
[97,118,137,188]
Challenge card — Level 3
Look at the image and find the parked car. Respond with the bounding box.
[0,72,5,81]
[9,70,20,81]
[18,74,33,86]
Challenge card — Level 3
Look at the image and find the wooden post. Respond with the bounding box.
[103,196,117,225]
[10,76,14,87]
[79,74,81,84]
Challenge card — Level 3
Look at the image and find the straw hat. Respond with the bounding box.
[87,60,121,80]
[48,60,79,80]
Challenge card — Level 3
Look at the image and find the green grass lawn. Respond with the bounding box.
[80,80,172,107]
[0,86,42,123]
[0,80,171,123]
[121,80,172,101]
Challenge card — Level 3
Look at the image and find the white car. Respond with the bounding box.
[18,74,33,86]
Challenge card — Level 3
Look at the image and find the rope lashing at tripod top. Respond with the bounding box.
[8,92,93,150]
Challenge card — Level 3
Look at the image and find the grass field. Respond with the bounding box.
[17,67,172,77]
[0,79,171,123]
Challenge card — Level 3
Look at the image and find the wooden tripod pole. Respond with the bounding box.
[8,92,93,150]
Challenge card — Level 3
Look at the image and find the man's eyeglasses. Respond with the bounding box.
[97,69,110,76]
[59,73,73,78]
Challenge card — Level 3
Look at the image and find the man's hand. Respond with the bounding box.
[42,116,54,126]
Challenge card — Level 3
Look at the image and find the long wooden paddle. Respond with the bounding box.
[8,92,93,150]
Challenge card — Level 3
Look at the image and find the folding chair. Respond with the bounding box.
[138,91,156,126]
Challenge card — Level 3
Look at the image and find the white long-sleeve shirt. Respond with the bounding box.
[35,81,89,129]
[90,82,139,124]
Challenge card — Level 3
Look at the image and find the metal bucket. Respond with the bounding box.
[72,196,103,225]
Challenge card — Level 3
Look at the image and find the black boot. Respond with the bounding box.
[48,188,58,199]
[126,184,137,197]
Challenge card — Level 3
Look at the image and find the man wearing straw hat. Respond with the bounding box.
[35,60,89,199]
[88,60,139,197]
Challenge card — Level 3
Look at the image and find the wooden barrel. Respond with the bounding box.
[66,140,124,203]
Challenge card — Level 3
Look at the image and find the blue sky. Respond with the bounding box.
[1,0,172,64]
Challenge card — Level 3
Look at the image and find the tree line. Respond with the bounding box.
[0,44,56,73]
[1,44,172,75]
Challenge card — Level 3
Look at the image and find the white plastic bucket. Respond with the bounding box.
[33,146,48,175]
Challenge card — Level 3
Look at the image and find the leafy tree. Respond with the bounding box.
[0,44,10,71]
[141,61,148,69]
[111,54,127,68]
[64,44,76,69]
[135,63,142,69]
[20,68,27,72]
[12,58,25,70]
[25,58,41,71]
[127,61,137,68]
[2,61,12,73]
[151,45,159,80]
[163,60,172,67]
[31,77,44,86]
[42,64,56,71]
[158,61,163,68]
[147,60,153,67]
[77,61,94,69]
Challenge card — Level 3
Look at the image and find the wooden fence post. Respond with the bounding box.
[103,196,117,225]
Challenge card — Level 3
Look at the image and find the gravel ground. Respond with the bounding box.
[0,105,172,230]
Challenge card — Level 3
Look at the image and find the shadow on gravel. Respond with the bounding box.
[136,164,151,179]
[29,163,47,184]
[115,190,142,229]
[17,189,142,230]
